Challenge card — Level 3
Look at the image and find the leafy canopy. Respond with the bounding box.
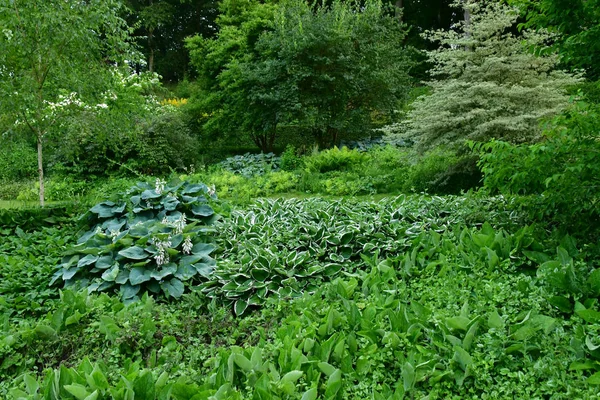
[186,0,413,151]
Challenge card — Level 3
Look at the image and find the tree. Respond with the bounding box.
[185,0,279,151]
[387,0,581,151]
[0,0,134,205]
[125,0,219,81]
[187,0,413,151]
[508,0,600,80]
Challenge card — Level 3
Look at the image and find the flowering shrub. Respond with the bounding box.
[160,98,188,107]
[52,179,219,301]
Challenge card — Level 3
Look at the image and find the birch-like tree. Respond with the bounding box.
[0,0,134,205]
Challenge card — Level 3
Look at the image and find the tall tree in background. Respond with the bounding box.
[187,0,413,151]
[509,0,600,80]
[126,0,219,81]
[0,0,135,206]
[386,0,581,151]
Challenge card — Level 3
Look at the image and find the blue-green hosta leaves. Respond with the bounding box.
[54,180,218,301]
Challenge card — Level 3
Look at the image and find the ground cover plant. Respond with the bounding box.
[3,191,600,398]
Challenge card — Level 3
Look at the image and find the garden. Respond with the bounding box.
[1,0,599,398]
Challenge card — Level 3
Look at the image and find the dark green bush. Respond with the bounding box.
[280,145,304,171]
[0,139,37,181]
[132,109,200,174]
[404,149,458,193]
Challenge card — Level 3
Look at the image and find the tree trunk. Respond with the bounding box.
[37,134,45,207]
[395,0,404,21]
[463,1,472,52]
[148,28,155,73]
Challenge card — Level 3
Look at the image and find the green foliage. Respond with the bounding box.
[0,139,37,181]
[53,180,218,301]
[475,101,600,236]
[509,0,600,80]
[387,0,581,151]
[303,147,368,174]
[0,224,77,320]
[48,74,196,178]
[280,145,304,172]
[0,0,137,205]
[217,153,280,177]
[6,192,600,398]
[187,0,413,151]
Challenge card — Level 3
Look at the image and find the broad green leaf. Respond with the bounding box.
[162,278,184,298]
[301,388,318,400]
[231,353,253,372]
[129,267,153,285]
[192,204,214,217]
[101,264,120,282]
[577,309,600,324]
[588,269,600,295]
[234,299,248,316]
[118,246,149,260]
[281,370,303,384]
[453,347,473,371]
[251,268,270,282]
[35,324,57,340]
[588,372,600,385]
[402,362,415,392]
[488,311,504,329]
[83,391,99,400]
[77,254,98,268]
[192,243,216,256]
[64,384,90,400]
[151,264,177,281]
[446,316,470,331]
[318,362,337,376]
[324,369,342,398]
[133,372,156,400]
[95,255,114,270]
[120,283,140,299]
[141,189,161,200]
[23,374,39,394]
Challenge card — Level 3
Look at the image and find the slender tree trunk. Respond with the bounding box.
[37,133,45,207]
[148,28,155,73]
[464,0,472,51]
[395,0,403,21]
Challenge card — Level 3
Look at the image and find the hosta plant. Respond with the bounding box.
[52,179,219,301]
[217,152,280,177]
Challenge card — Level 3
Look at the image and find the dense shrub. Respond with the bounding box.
[303,146,368,173]
[476,101,600,236]
[131,108,200,174]
[0,139,37,181]
[279,145,304,171]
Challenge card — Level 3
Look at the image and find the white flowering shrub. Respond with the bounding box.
[385,0,582,151]
[52,180,218,301]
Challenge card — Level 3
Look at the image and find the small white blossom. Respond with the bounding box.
[207,185,216,196]
[182,236,193,254]
[155,178,166,194]
[174,214,186,234]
